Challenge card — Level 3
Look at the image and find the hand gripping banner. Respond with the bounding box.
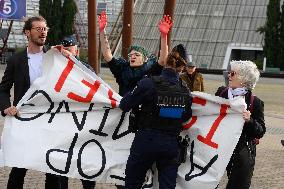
[0,49,246,188]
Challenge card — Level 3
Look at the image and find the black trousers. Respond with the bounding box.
[7,167,61,189]
[60,176,96,189]
[125,129,179,189]
[226,144,255,189]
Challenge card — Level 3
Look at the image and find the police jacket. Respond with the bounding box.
[107,56,162,96]
[120,68,192,135]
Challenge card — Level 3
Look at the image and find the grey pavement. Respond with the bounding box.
[0,64,283,189]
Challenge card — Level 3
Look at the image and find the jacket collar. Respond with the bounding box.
[161,68,179,84]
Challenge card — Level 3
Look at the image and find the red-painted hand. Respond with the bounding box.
[158,15,173,35]
[98,11,107,32]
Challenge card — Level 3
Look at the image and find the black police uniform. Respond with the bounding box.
[120,68,192,189]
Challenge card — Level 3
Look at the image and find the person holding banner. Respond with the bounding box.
[215,60,266,189]
[57,34,95,71]
[98,11,172,96]
[0,16,61,189]
[119,52,192,189]
[55,35,97,189]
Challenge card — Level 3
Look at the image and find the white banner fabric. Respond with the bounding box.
[0,49,246,188]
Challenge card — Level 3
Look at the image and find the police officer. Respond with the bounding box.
[119,52,193,189]
[57,35,96,189]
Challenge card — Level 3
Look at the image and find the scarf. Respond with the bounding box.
[228,87,248,99]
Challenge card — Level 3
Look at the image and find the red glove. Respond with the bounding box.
[158,15,173,36]
[98,11,107,32]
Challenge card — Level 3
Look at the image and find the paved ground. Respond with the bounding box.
[0,64,283,189]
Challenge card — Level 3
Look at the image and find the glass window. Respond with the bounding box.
[238,6,254,17]
[235,18,251,30]
[225,5,240,16]
[204,30,219,41]
[218,30,234,42]
[221,17,237,29]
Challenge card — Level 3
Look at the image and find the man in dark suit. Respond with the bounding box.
[0,16,61,189]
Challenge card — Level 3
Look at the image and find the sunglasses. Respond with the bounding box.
[228,70,236,77]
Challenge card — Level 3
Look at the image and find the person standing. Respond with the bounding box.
[0,16,61,189]
[119,52,192,189]
[171,44,204,92]
[56,34,96,189]
[215,60,266,189]
[179,54,204,92]
[98,11,172,96]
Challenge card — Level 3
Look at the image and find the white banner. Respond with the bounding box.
[0,49,246,188]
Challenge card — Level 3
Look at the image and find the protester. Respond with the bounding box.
[179,52,204,92]
[119,52,192,189]
[98,11,172,96]
[215,60,266,189]
[0,16,61,189]
[98,12,174,165]
[56,35,96,189]
[98,11,172,188]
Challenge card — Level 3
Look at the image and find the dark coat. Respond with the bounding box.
[0,47,47,116]
[107,56,162,96]
[119,68,192,123]
[215,86,266,189]
[215,86,266,141]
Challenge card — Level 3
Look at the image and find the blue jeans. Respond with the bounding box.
[125,129,179,189]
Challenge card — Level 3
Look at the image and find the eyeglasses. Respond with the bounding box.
[31,27,49,32]
[128,52,142,58]
[228,70,236,77]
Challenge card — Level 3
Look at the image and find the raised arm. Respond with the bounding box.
[98,11,113,62]
[158,15,173,66]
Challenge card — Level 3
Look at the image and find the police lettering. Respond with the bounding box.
[157,95,185,106]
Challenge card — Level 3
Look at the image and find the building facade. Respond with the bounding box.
[1,0,270,70]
